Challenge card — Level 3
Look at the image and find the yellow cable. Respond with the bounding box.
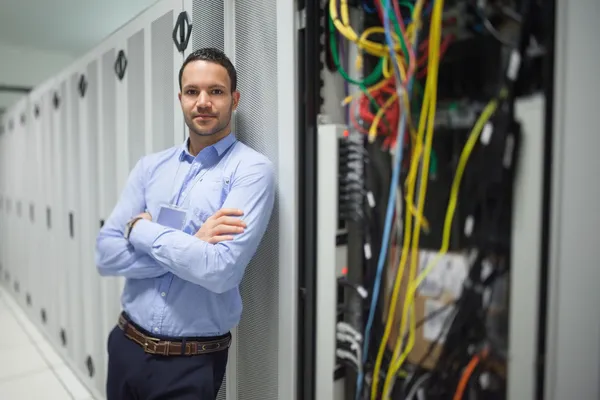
[387,51,507,400]
[393,95,506,375]
[369,93,398,143]
[359,27,408,80]
[342,77,392,106]
[382,0,444,397]
[369,0,428,397]
[330,0,391,57]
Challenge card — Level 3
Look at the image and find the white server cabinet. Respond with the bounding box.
[27,82,56,333]
[75,56,105,390]
[16,100,30,313]
[96,43,123,395]
[49,76,73,357]
[64,67,86,369]
[3,109,15,295]
[26,89,41,324]
[0,110,10,292]
[183,0,225,54]
[96,44,122,396]
[1,108,14,296]
[8,98,30,310]
[111,0,184,196]
[181,0,299,399]
[0,115,5,287]
[544,0,600,398]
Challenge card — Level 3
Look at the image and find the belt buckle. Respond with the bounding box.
[143,336,160,354]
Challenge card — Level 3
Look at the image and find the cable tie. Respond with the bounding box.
[356,285,368,299]
[364,243,372,260]
[464,215,475,237]
[366,191,375,208]
[506,49,521,81]
[337,321,363,341]
[480,123,494,145]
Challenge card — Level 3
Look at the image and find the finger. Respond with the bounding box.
[212,225,245,235]
[216,216,247,227]
[213,208,244,219]
[208,235,235,244]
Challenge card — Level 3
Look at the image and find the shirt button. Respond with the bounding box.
[161,292,166,297]
[154,327,159,333]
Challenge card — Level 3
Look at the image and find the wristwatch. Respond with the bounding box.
[124,216,144,240]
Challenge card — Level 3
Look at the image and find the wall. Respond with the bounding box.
[0,41,75,110]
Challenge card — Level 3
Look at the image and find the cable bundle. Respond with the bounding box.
[328,0,534,399]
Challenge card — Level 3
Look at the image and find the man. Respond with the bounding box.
[95,47,275,399]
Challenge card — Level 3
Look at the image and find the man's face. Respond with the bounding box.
[179,60,239,138]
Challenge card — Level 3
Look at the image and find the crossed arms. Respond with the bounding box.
[95,157,275,294]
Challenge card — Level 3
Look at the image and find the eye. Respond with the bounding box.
[186,89,198,95]
[211,89,224,95]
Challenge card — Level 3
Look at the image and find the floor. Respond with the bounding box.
[0,287,94,399]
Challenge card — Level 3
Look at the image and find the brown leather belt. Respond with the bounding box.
[117,313,231,356]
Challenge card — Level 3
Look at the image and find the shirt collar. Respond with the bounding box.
[178,132,237,162]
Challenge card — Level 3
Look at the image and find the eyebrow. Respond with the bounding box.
[183,84,227,90]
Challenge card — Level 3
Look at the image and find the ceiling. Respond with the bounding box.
[0,0,159,55]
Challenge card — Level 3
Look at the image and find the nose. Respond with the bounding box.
[195,91,212,109]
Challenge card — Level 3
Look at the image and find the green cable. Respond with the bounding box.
[389,1,414,66]
[328,14,385,127]
[328,5,418,135]
[328,16,383,89]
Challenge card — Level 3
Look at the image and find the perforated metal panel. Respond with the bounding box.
[127,30,146,169]
[233,0,280,399]
[192,0,224,51]
[102,49,118,207]
[151,11,176,152]
[217,375,227,400]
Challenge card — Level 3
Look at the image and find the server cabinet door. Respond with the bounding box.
[146,0,186,150]
[76,59,105,391]
[63,73,85,365]
[97,46,121,396]
[51,80,72,355]
[0,118,6,285]
[13,100,29,309]
[3,112,15,292]
[39,86,60,348]
[3,111,15,296]
[183,0,225,54]
[28,91,46,327]
[114,2,183,191]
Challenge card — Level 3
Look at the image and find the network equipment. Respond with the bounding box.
[308,0,553,399]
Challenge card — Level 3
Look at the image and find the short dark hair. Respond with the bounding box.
[178,48,237,92]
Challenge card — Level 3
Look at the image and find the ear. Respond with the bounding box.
[178,92,182,102]
[232,91,240,111]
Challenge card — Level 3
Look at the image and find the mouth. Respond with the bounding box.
[194,115,216,121]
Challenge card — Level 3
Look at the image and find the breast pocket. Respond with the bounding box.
[187,177,231,226]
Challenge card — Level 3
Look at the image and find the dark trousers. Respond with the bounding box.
[106,326,229,400]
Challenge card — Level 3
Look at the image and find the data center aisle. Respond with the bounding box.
[0,287,94,399]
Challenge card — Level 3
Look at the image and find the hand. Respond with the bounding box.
[194,208,246,244]
[132,212,152,227]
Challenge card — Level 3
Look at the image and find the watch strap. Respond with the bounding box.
[125,216,144,240]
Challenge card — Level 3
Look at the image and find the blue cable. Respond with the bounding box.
[354,0,421,398]
[362,0,377,14]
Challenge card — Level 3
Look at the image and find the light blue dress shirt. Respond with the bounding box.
[95,132,275,337]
